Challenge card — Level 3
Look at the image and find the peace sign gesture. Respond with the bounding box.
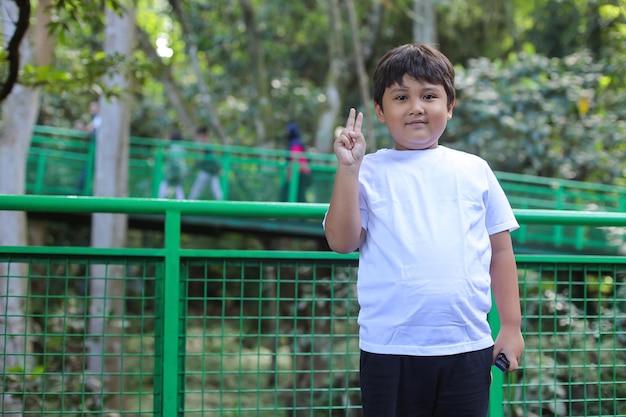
[333,108,366,166]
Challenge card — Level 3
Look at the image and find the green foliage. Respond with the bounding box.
[48,0,128,32]
[437,0,516,62]
[27,0,626,169]
[525,0,626,59]
[446,49,626,185]
[172,0,335,142]
[21,52,144,97]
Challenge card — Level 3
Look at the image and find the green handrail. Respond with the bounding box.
[27,124,626,207]
[3,194,626,226]
[17,124,626,254]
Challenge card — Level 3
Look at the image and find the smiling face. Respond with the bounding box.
[375,75,454,150]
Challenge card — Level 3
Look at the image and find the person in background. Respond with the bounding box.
[323,43,524,417]
[158,130,188,200]
[279,122,311,202]
[85,100,102,136]
[188,126,223,200]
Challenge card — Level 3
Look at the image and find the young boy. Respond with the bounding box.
[324,43,524,416]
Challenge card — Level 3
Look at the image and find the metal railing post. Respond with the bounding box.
[161,210,183,416]
[488,302,505,416]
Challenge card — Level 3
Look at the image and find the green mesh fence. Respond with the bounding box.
[3,252,626,416]
[2,196,626,416]
[508,256,626,417]
[0,256,161,416]
[0,252,362,417]
[180,257,360,416]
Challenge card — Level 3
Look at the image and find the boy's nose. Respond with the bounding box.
[409,100,425,115]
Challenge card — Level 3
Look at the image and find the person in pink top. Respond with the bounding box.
[279,122,311,202]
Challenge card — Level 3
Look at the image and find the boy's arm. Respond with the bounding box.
[490,230,525,371]
[324,109,367,254]
[325,164,364,253]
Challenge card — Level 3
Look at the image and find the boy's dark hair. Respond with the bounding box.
[373,43,455,109]
[196,126,208,135]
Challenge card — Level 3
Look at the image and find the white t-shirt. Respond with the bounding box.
[355,146,519,356]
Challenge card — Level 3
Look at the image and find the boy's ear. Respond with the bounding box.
[447,100,455,120]
[374,102,385,123]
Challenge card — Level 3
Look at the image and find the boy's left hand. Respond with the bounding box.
[493,324,524,372]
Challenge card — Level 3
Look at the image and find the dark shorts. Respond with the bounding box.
[360,346,493,417]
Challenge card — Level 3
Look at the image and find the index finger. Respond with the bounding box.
[345,108,357,131]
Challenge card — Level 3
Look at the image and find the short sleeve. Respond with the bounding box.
[485,169,519,235]
[359,181,369,230]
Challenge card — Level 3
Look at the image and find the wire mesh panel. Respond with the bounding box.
[504,260,626,417]
[0,256,161,417]
[181,257,361,417]
[3,251,626,417]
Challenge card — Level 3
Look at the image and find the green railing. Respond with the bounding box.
[1,195,626,416]
[22,124,626,255]
[27,125,339,203]
[26,124,626,207]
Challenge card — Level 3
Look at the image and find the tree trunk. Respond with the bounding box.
[0,0,52,414]
[346,0,376,151]
[315,0,345,153]
[87,1,135,412]
[413,0,436,44]
[135,26,197,136]
[239,0,273,145]
[168,0,228,144]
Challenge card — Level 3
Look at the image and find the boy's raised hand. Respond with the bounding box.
[334,108,366,166]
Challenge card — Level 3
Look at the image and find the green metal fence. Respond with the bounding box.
[27,124,626,209]
[1,195,626,416]
[24,124,626,256]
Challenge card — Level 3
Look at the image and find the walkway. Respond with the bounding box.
[22,125,626,255]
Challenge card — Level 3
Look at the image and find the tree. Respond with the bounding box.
[134,25,198,136]
[0,0,52,414]
[346,0,375,150]
[436,0,518,63]
[413,0,435,44]
[87,1,135,411]
[314,0,346,153]
[238,0,273,144]
[168,0,228,143]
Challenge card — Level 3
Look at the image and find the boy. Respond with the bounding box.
[324,43,524,416]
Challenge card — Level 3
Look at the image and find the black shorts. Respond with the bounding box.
[359,346,493,417]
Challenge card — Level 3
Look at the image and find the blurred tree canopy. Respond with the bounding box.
[3,0,626,185]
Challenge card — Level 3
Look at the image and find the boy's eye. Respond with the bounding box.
[394,95,408,101]
[423,94,436,100]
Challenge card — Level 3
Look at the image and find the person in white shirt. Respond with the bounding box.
[323,43,524,417]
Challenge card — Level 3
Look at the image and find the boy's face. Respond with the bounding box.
[375,75,454,150]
